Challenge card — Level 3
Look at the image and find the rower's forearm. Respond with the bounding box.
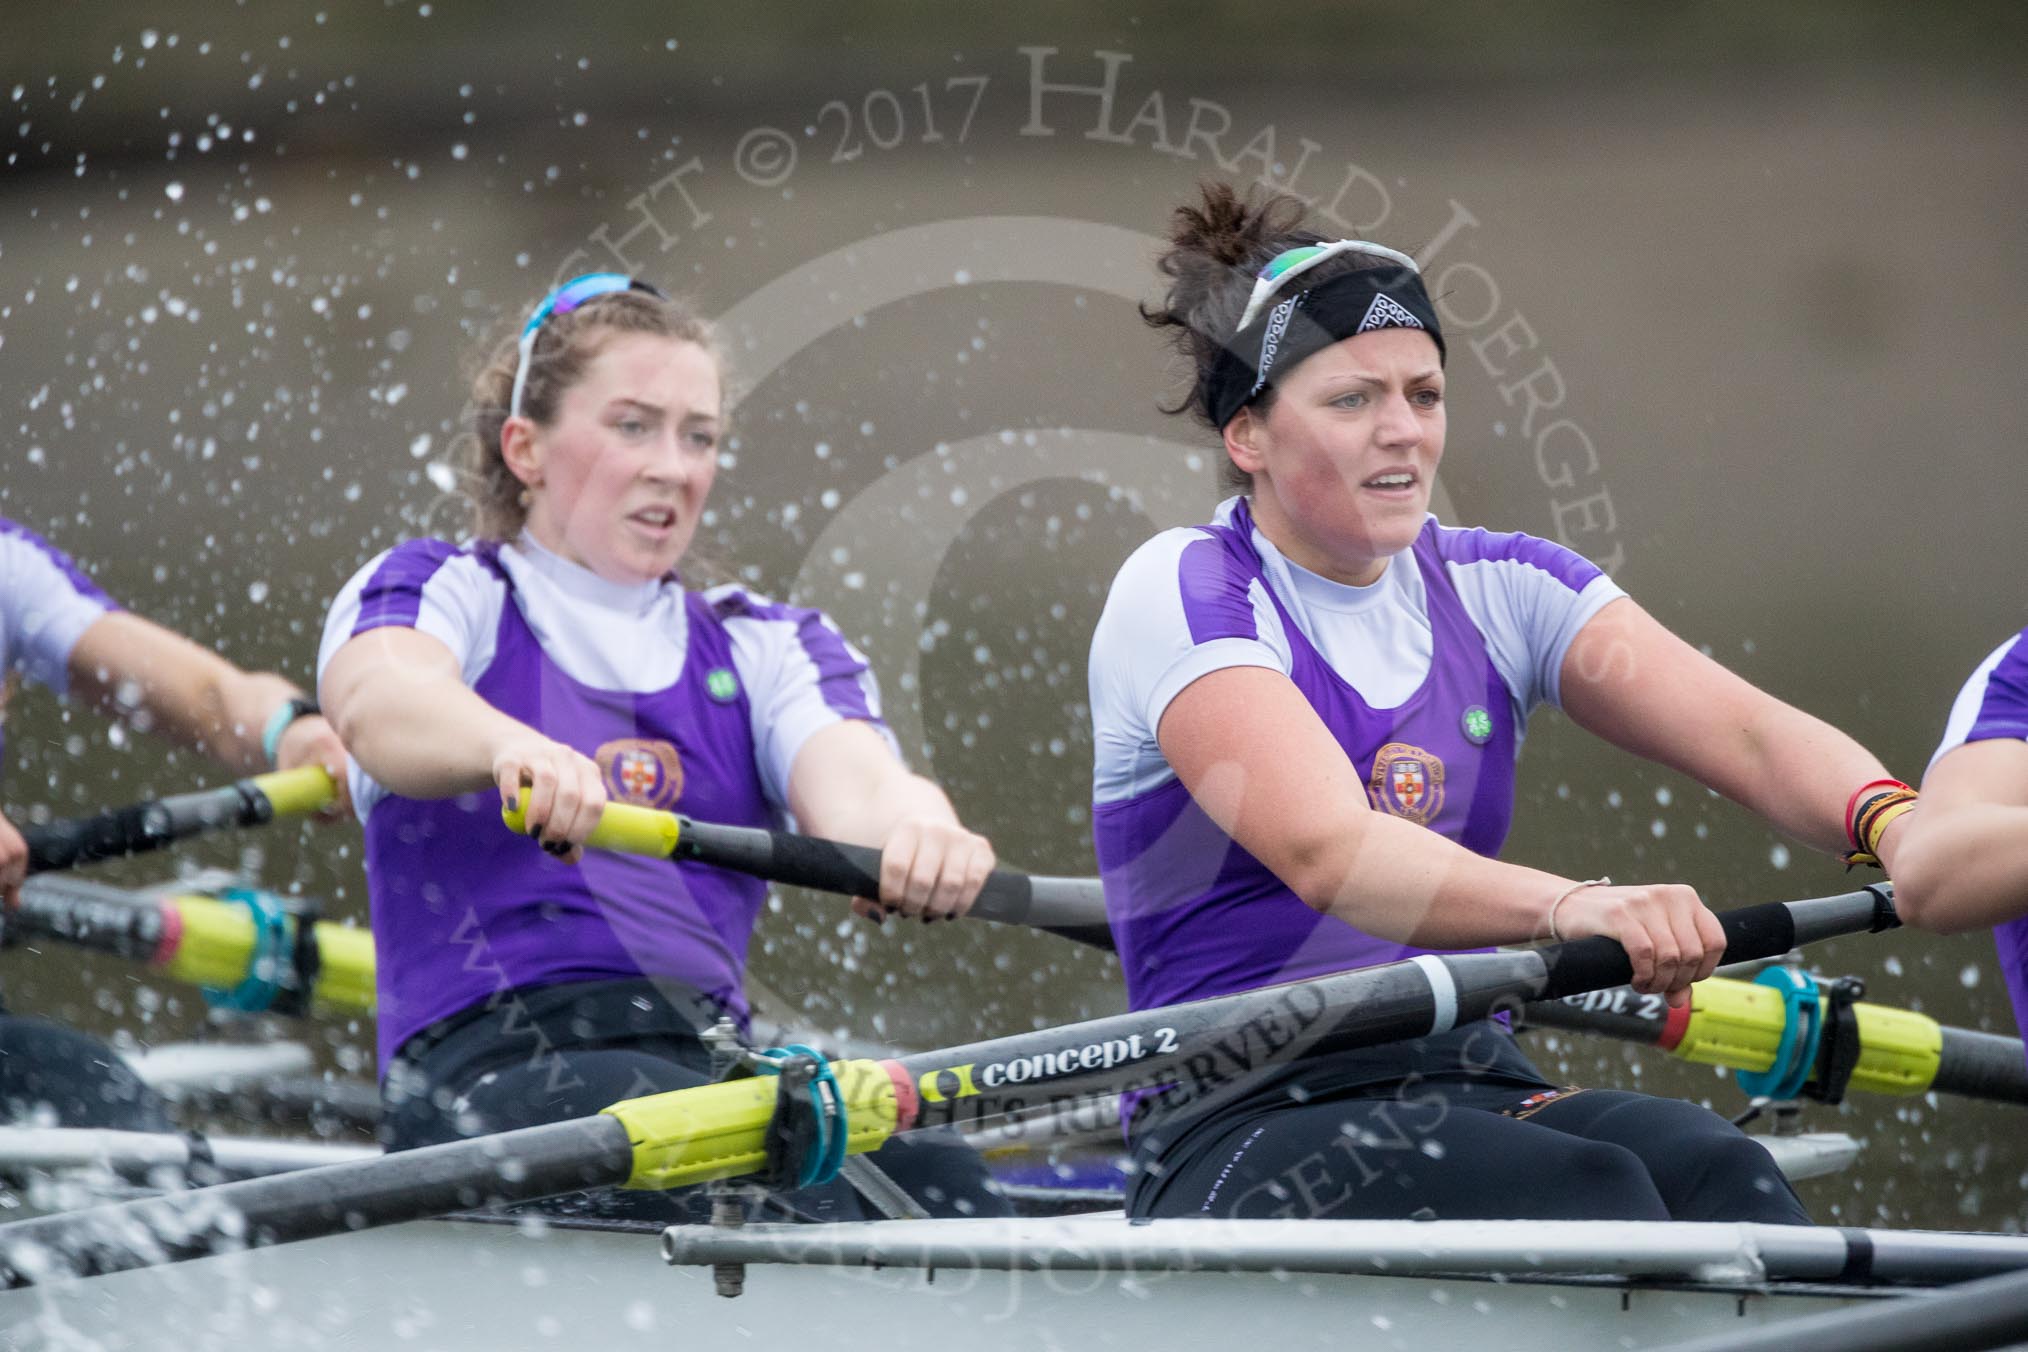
[1703,703,1892,858]
[210,671,310,772]
[1301,814,1567,947]
[325,677,511,800]
[805,768,959,849]
[1892,803,2028,934]
[71,614,300,772]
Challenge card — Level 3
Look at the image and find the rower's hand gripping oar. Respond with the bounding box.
[20,766,337,875]
[501,795,1116,950]
[0,883,1899,1287]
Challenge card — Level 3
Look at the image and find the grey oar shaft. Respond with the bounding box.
[0,1128,375,1185]
[7,876,168,962]
[1935,1027,2028,1104]
[0,1115,632,1287]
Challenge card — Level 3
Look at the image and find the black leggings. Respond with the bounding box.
[1136,1079,1810,1224]
[381,980,1009,1224]
[0,1015,173,1131]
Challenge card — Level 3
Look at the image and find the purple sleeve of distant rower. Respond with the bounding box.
[0,519,122,696]
[1930,631,2028,771]
[1966,634,2028,744]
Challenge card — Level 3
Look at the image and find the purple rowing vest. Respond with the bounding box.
[1094,502,1519,1012]
[364,548,776,1069]
[1949,629,2028,1060]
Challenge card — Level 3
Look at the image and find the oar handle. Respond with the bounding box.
[501,797,1116,950]
[23,766,337,874]
[1536,884,1899,1001]
[500,796,678,857]
[251,765,342,818]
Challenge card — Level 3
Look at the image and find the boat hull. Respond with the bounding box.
[0,1214,1886,1351]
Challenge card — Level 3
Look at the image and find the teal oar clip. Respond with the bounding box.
[202,887,291,1014]
[753,1043,848,1189]
[1735,966,1823,1101]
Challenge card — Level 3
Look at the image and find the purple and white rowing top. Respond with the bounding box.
[0,518,118,766]
[1928,627,2028,1052]
[319,533,891,1072]
[1089,497,1623,1012]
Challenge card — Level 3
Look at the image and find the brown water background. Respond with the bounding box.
[3,5,2027,1231]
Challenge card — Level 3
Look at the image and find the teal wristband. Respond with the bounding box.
[261,696,319,767]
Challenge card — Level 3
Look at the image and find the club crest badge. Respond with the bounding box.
[596,738,683,810]
[1368,742,1446,825]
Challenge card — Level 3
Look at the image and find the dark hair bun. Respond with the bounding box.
[1143,182,1322,438]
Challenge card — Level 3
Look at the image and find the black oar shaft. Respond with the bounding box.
[0,1116,633,1286]
[4,876,167,963]
[893,890,1880,1130]
[673,818,1117,950]
[27,784,269,874]
[22,767,335,875]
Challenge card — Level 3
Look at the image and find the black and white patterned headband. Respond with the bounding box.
[1204,240,1446,429]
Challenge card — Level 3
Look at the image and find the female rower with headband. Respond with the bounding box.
[1,519,348,1127]
[318,273,1008,1219]
[1089,184,1912,1223]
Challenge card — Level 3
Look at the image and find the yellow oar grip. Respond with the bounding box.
[248,765,339,818]
[309,921,378,1017]
[159,896,377,1017]
[159,894,260,989]
[1673,976,1943,1096]
[1672,978,1786,1073]
[501,794,681,859]
[603,1058,899,1191]
[1846,1003,1942,1096]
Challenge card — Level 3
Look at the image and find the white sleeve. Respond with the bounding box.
[316,541,505,818]
[317,542,502,687]
[715,590,895,811]
[0,523,118,697]
[1444,531,1625,716]
[1089,529,1291,803]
